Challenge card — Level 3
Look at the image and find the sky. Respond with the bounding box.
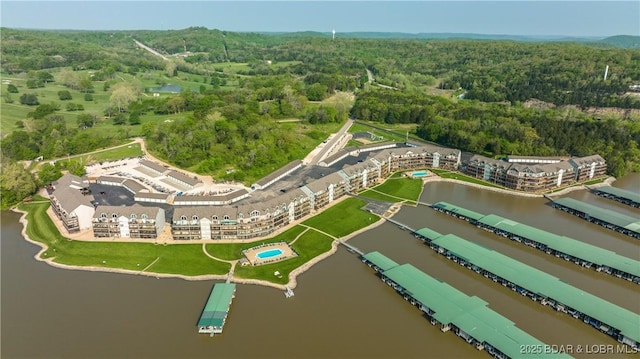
[1,1,639,37]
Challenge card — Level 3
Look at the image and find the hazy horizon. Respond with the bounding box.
[1,1,639,37]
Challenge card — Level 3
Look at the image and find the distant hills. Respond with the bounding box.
[265,31,640,49]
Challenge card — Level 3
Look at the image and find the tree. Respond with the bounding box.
[109,82,139,113]
[19,93,39,106]
[26,79,43,89]
[129,111,141,125]
[0,162,37,208]
[58,90,72,100]
[7,84,18,93]
[37,163,63,185]
[77,113,97,128]
[84,93,93,101]
[113,113,126,125]
[3,92,14,104]
[37,71,54,83]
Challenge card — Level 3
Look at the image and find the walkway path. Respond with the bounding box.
[133,39,169,61]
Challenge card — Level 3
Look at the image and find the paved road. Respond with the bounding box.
[308,118,354,165]
[133,39,169,61]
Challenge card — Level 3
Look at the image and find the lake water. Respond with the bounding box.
[2,173,638,359]
[148,84,182,93]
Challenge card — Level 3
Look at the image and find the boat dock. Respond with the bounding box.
[197,283,236,336]
[360,251,572,359]
[591,186,640,208]
[550,197,640,239]
[429,201,640,284]
[338,240,364,256]
[416,229,640,350]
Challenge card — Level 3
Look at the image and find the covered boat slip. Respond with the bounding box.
[197,283,236,335]
[428,234,640,349]
[477,214,640,282]
[431,201,485,222]
[428,202,640,282]
[592,186,640,208]
[361,252,571,359]
[551,197,640,239]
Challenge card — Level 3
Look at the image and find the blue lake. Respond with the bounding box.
[148,84,182,93]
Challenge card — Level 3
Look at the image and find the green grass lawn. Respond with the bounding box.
[358,190,404,203]
[431,169,505,189]
[18,196,229,276]
[371,178,423,201]
[205,225,306,260]
[53,142,143,168]
[234,229,334,285]
[302,198,379,238]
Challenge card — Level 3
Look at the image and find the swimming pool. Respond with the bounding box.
[412,171,429,177]
[256,248,283,259]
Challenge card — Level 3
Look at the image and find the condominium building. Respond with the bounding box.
[92,204,165,239]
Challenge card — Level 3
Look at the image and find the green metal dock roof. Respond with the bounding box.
[593,186,640,204]
[478,214,640,277]
[431,234,640,344]
[381,262,571,358]
[432,201,485,221]
[197,283,236,328]
[553,197,640,234]
[415,227,443,241]
[362,251,399,272]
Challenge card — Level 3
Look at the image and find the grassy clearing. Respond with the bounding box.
[303,198,379,238]
[53,142,143,168]
[18,196,229,276]
[431,169,505,189]
[234,229,334,285]
[358,190,404,203]
[371,177,423,201]
[205,225,306,260]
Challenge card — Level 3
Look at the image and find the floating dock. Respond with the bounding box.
[361,251,572,359]
[197,283,236,336]
[591,186,640,208]
[429,201,640,284]
[415,230,640,350]
[550,197,640,239]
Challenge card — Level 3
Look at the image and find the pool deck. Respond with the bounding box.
[243,242,297,266]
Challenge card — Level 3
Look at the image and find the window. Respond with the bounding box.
[112,213,117,219]
[181,215,187,221]
[131,214,137,220]
[101,213,107,219]
[223,215,230,220]
[192,215,199,221]
[238,213,244,219]
[141,214,148,220]
[212,215,218,220]
[250,210,260,217]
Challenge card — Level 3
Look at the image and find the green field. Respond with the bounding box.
[19,197,230,276]
[233,229,334,285]
[52,142,143,169]
[430,169,505,189]
[302,198,379,238]
[205,225,306,260]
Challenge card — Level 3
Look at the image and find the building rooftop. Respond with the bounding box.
[139,159,168,174]
[414,227,444,241]
[432,201,485,221]
[253,160,303,188]
[197,283,236,329]
[431,233,640,344]
[477,214,640,277]
[592,186,640,204]
[51,174,95,213]
[361,251,399,272]
[94,204,163,219]
[552,197,640,233]
[376,257,570,358]
[166,170,202,187]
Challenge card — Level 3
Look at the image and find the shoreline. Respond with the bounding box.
[11,174,611,290]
